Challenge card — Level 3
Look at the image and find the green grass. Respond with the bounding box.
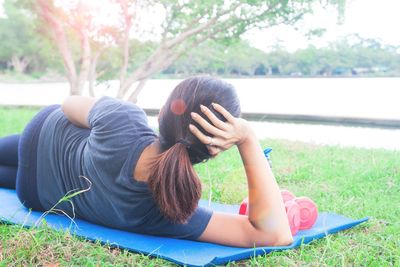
[0,72,40,83]
[1,107,399,266]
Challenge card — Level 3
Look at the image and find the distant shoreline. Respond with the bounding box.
[2,105,400,129]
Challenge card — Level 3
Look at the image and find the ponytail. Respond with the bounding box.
[148,143,202,224]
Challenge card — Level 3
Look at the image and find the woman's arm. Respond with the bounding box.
[190,103,293,247]
[61,96,97,128]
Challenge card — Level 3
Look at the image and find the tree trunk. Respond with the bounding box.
[127,79,147,103]
[88,76,95,97]
[11,55,31,73]
[118,71,141,99]
[88,49,102,97]
[117,0,134,99]
[69,81,80,95]
[37,0,84,96]
[75,31,91,95]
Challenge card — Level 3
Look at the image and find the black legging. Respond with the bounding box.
[0,134,19,189]
[0,104,60,211]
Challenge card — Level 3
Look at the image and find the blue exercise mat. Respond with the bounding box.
[0,188,368,266]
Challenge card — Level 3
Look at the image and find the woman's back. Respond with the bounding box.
[37,97,158,229]
[35,96,212,239]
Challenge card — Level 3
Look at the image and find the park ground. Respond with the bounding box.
[0,107,399,266]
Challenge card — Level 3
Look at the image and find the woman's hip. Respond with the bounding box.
[16,104,60,211]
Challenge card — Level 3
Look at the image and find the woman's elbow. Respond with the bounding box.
[249,230,293,247]
[270,232,293,246]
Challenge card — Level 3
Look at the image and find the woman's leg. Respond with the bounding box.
[0,134,20,189]
[0,166,17,189]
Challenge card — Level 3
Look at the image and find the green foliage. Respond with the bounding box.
[0,1,36,59]
[166,40,267,76]
[127,40,158,73]
[165,36,400,77]
[0,0,61,74]
[4,0,396,81]
[2,0,346,87]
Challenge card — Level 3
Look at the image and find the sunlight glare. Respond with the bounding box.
[54,0,165,42]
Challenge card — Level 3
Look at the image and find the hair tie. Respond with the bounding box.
[177,139,191,148]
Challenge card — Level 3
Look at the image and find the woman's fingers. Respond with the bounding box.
[189,123,235,152]
[189,103,243,151]
[211,103,236,123]
[189,124,215,146]
[190,112,225,137]
[199,105,227,130]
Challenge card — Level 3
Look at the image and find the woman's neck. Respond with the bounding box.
[133,139,162,182]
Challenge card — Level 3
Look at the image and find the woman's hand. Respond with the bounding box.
[189,103,253,156]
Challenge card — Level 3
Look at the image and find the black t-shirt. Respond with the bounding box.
[36,96,212,240]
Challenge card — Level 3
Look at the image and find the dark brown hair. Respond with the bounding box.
[148,76,241,223]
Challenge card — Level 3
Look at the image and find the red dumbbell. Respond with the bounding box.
[294,196,318,230]
[281,189,296,202]
[281,189,318,230]
[284,199,301,235]
[239,197,249,215]
[239,190,318,235]
[239,190,296,215]
[239,196,301,235]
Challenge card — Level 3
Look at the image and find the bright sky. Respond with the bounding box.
[244,0,400,52]
[1,0,399,51]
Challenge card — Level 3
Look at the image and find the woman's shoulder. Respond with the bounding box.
[89,96,149,126]
[94,96,145,113]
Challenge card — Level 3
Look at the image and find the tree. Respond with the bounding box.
[22,0,345,100]
[168,40,266,76]
[0,0,56,74]
[263,35,400,77]
[265,48,291,75]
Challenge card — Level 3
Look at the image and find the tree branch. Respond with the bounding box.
[119,2,244,97]
[88,48,103,97]
[37,0,77,90]
[118,0,134,86]
[76,31,91,95]
[120,1,309,100]
[164,2,241,50]
[127,79,147,102]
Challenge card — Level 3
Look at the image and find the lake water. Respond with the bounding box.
[145,117,400,151]
[1,78,399,150]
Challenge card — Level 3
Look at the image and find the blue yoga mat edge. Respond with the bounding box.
[0,188,369,266]
[209,216,369,266]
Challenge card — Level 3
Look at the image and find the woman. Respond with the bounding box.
[0,76,292,247]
